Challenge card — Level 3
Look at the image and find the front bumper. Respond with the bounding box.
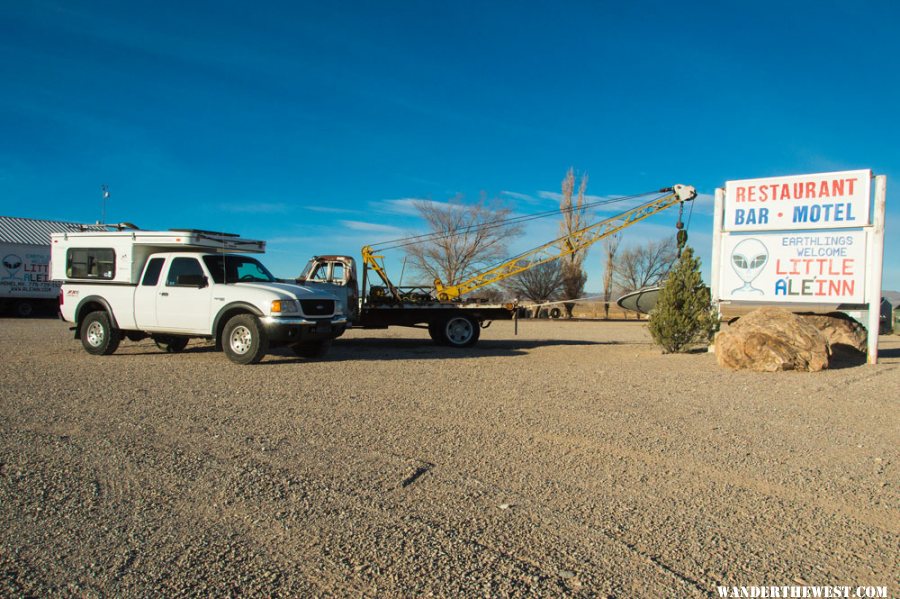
[259,315,348,345]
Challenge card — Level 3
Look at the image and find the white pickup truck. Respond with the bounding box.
[50,227,347,364]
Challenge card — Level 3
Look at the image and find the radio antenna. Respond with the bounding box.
[100,184,110,225]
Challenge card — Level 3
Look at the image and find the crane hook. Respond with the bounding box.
[675,202,688,257]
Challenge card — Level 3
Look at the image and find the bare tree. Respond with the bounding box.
[601,233,622,319]
[559,168,589,318]
[406,195,523,288]
[502,259,564,303]
[614,237,678,294]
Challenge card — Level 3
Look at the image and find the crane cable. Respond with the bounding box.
[371,189,665,253]
[675,195,696,257]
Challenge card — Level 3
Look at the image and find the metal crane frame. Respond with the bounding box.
[357,184,696,304]
[432,184,696,301]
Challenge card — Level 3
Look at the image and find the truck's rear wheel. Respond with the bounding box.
[154,335,189,353]
[441,315,480,348]
[223,314,269,364]
[14,300,34,318]
[292,339,332,359]
[81,311,120,356]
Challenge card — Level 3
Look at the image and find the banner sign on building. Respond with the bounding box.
[724,169,871,232]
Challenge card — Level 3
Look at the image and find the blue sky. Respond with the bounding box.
[1,0,898,291]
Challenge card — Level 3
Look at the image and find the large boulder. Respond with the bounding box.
[800,314,867,353]
[716,307,830,372]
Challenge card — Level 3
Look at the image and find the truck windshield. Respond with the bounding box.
[202,255,276,284]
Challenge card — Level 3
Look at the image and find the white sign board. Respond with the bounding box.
[712,170,887,364]
[724,169,871,231]
[718,231,867,303]
[0,242,58,300]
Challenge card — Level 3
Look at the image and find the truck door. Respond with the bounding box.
[134,257,166,329]
[156,256,211,333]
[330,260,359,319]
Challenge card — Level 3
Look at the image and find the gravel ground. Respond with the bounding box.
[1,318,898,597]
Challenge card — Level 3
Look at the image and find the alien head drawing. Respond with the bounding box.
[2,254,22,279]
[730,239,768,295]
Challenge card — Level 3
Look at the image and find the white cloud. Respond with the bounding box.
[219,202,289,214]
[538,190,561,202]
[306,205,358,214]
[688,193,715,216]
[339,220,405,234]
[370,197,447,217]
[500,190,538,204]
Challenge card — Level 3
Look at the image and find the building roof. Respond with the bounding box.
[0,216,104,246]
[884,290,900,308]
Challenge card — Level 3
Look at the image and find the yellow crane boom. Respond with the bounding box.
[360,245,403,303]
[432,184,697,301]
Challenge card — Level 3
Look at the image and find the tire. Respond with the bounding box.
[291,339,332,359]
[441,315,480,348]
[549,307,562,319]
[222,314,269,364]
[154,336,189,353]
[81,311,120,356]
[14,300,34,318]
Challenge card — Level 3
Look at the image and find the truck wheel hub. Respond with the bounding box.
[229,325,253,354]
[86,322,104,346]
[447,319,473,343]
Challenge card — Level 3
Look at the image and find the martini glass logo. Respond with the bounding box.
[2,254,22,279]
[731,239,768,295]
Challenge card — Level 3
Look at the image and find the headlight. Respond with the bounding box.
[270,299,299,314]
[334,300,344,315]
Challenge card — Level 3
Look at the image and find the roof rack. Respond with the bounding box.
[80,222,140,231]
[169,228,240,237]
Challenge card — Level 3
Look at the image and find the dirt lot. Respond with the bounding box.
[1,318,897,597]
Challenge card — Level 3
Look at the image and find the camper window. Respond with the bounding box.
[66,248,115,280]
[141,258,165,286]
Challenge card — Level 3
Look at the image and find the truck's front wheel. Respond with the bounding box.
[440,315,480,348]
[81,311,121,356]
[223,314,269,364]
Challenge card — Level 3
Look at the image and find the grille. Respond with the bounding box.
[300,299,334,316]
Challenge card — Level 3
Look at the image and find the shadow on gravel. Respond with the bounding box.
[828,345,870,369]
[113,345,219,357]
[876,346,900,359]
[257,338,613,364]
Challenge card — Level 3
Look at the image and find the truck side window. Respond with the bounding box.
[166,257,204,287]
[66,248,115,279]
[311,263,329,281]
[331,263,344,283]
[141,258,165,286]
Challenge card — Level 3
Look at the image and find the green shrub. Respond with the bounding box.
[648,246,718,353]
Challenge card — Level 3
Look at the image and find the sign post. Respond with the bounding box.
[867,176,887,363]
[714,170,886,364]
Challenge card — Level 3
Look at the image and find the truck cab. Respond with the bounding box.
[297,255,359,320]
